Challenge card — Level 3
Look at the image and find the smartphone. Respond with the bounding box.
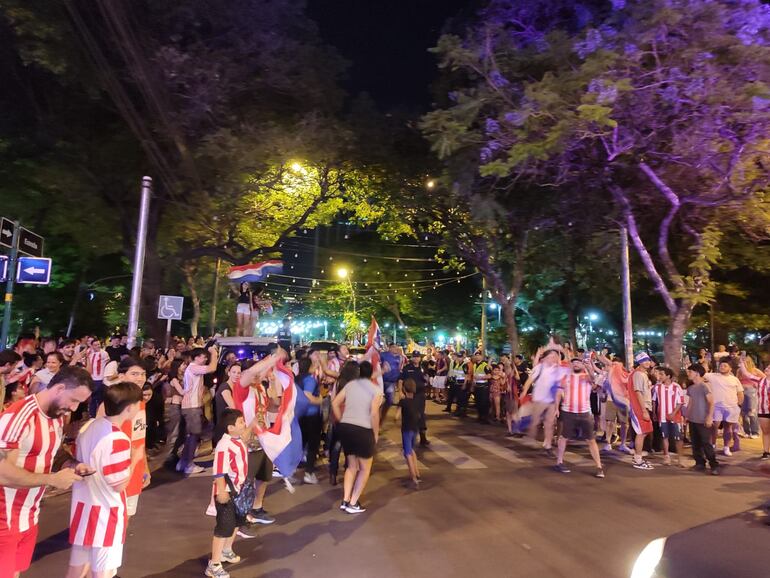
[80,470,96,477]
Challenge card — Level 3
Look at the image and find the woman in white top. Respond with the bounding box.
[30,352,65,394]
[331,361,383,514]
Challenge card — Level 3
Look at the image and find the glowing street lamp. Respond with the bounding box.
[426,179,436,189]
[336,267,355,314]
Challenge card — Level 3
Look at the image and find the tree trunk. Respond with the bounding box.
[183,264,201,338]
[663,301,694,370]
[567,308,579,350]
[387,304,411,343]
[501,299,520,355]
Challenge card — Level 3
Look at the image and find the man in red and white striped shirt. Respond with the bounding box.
[553,358,604,478]
[653,367,685,466]
[0,367,95,578]
[86,340,110,418]
[66,381,142,578]
[754,364,770,460]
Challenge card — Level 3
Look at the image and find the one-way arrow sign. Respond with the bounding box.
[0,218,15,249]
[16,257,52,285]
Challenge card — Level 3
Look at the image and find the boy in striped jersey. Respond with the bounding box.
[66,381,142,578]
[554,358,605,478]
[207,409,249,578]
[653,367,686,466]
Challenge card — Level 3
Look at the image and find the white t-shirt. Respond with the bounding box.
[531,363,568,403]
[705,373,743,407]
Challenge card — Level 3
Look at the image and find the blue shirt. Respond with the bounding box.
[297,374,320,416]
[380,352,401,382]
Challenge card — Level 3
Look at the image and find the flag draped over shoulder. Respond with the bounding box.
[607,362,653,434]
[365,316,383,387]
[253,361,303,477]
[228,260,283,283]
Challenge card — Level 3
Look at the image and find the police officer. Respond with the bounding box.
[399,351,430,446]
[470,351,492,424]
[444,351,467,415]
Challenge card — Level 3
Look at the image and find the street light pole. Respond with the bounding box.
[480,277,488,354]
[620,226,634,368]
[127,176,152,349]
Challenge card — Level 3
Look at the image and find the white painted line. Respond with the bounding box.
[378,437,428,470]
[428,436,487,469]
[459,436,526,464]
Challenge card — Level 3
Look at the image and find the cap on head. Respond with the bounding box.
[634,352,652,365]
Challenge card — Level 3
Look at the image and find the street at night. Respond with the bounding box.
[24,405,770,578]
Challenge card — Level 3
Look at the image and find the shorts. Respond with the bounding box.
[337,423,375,458]
[214,500,238,538]
[659,422,682,441]
[0,525,38,577]
[604,400,628,424]
[402,429,417,456]
[181,407,204,436]
[559,411,595,441]
[69,543,123,573]
[248,449,273,482]
[236,303,251,315]
[432,376,447,390]
[713,404,740,424]
[126,494,140,517]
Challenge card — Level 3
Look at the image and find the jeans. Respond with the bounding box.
[474,384,490,422]
[165,404,182,458]
[742,387,759,436]
[299,413,322,474]
[88,381,104,418]
[690,422,719,469]
[327,424,344,481]
[180,408,204,469]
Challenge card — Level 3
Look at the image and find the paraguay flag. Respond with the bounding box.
[253,361,303,477]
[228,260,283,283]
[607,362,653,435]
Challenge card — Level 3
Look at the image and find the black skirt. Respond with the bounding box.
[337,422,375,458]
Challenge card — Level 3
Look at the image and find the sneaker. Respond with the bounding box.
[271,468,282,478]
[601,444,613,453]
[175,460,185,472]
[543,447,555,458]
[283,477,296,494]
[303,472,319,485]
[236,525,259,539]
[723,447,732,457]
[711,466,721,476]
[691,464,706,472]
[617,445,632,455]
[184,464,205,476]
[632,460,654,470]
[595,468,605,479]
[205,562,230,578]
[751,434,760,439]
[761,452,770,460]
[554,463,571,474]
[344,502,366,514]
[221,550,241,564]
[248,509,275,525]
[663,455,672,466]
[339,500,349,511]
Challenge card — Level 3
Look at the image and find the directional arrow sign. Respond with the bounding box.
[0,218,15,249]
[16,257,52,285]
[0,255,7,283]
[18,227,44,258]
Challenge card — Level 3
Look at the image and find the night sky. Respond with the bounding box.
[307,0,476,110]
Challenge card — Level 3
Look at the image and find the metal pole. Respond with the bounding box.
[0,222,20,350]
[127,177,152,348]
[620,226,634,368]
[209,257,221,335]
[165,318,172,350]
[480,277,488,354]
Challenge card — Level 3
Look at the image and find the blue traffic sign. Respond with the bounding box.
[0,255,6,283]
[16,257,52,285]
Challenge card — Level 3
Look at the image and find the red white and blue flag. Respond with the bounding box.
[228,260,283,283]
[606,363,653,434]
[252,361,303,477]
[365,317,383,388]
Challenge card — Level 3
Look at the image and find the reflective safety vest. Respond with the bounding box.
[449,360,466,382]
[473,362,490,384]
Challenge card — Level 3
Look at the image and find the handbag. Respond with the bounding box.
[223,474,257,524]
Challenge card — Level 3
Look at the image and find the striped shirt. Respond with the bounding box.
[653,383,684,424]
[213,434,248,496]
[759,378,770,415]
[69,418,131,547]
[182,363,209,409]
[559,373,593,414]
[0,395,63,532]
[87,350,110,382]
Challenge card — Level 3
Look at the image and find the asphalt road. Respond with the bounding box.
[26,405,770,578]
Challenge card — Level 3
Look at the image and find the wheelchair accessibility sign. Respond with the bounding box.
[157,295,184,320]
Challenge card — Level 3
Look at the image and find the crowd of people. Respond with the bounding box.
[0,330,768,578]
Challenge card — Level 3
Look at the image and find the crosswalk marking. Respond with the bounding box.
[427,436,487,469]
[459,436,526,464]
[378,437,429,470]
